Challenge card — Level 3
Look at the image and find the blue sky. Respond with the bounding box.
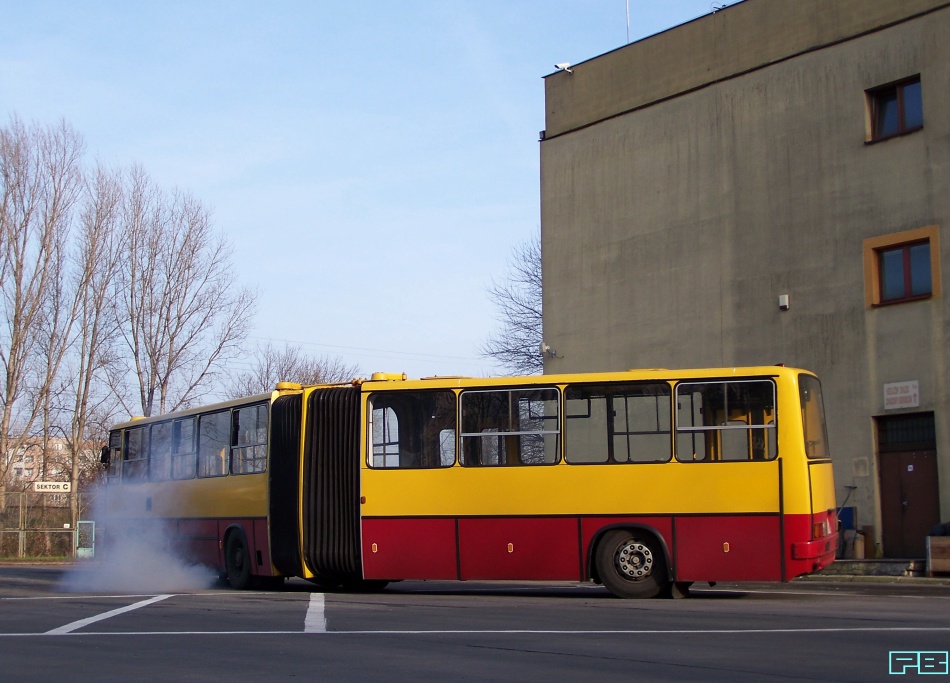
[1,1,727,379]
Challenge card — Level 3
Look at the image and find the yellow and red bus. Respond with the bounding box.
[103,366,837,598]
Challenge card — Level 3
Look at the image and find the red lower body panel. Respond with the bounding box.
[360,513,832,585]
[674,515,782,582]
[362,517,458,580]
[172,517,273,576]
[458,517,580,580]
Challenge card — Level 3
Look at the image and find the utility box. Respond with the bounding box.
[926,536,950,576]
[76,520,95,559]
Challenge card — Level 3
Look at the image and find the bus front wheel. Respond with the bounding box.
[596,530,668,599]
[225,532,252,590]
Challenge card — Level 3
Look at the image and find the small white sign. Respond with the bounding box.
[34,481,71,492]
[883,380,919,411]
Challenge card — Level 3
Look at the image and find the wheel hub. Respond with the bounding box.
[616,540,653,580]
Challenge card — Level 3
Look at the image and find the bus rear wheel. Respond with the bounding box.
[596,530,668,599]
[225,532,252,590]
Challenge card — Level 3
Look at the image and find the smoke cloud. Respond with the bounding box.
[60,487,218,594]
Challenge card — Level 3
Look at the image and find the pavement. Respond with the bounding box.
[2,558,950,589]
[797,558,950,586]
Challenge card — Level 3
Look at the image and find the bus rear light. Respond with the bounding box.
[813,517,833,539]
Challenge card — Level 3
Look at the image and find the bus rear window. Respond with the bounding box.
[799,374,830,459]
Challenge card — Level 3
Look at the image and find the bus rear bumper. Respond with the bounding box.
[791,533,838,561]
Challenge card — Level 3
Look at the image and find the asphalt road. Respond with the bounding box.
[1,565,948,682]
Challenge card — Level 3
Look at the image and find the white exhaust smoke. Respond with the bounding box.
[60,486,218,594]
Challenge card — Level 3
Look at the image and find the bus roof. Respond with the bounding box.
[357,365,813,391]
[108,366,815,430]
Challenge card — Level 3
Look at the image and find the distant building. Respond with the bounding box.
[3,437,97,493]
[540,0,949,557]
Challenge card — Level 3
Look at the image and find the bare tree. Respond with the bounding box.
[480,230,543,375]
[115,166,256,417]
[226,342,360,398]
[63,164,126,522]
[0,117,85,495]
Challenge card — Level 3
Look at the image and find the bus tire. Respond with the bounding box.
[596,529,668,599]
[225,531,252,590]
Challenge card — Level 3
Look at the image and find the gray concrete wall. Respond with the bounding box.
[541,2,950,552]
[544,0,949,138]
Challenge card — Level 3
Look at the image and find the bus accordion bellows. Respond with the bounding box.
[102,366,838,598]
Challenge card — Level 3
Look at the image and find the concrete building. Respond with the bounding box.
[540,0,950,558]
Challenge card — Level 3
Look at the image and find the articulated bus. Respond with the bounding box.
[102,366,837,598]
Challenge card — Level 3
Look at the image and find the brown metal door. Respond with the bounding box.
[879,450,939,558]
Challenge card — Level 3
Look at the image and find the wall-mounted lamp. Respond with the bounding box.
[778,294,789,311]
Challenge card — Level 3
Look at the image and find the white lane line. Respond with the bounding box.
[44,594,173,635]
[304,593,326,633]
[4,591,266,601]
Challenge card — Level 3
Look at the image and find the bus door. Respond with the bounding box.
[454,387,578,581]
[361,389,459,580]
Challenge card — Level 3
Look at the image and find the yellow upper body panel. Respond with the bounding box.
[102,474,268,520]
[358,366,829,518]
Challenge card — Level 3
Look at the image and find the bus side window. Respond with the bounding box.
[460,388,559,466]
[171,417,196,479]
[565,383,671,464]
[123,426,149,482]
[368,390,456,469]
[675,381,777,462]
[107,430,123,480]
[232,403,268,474]
[150,422,172,481]
[198,411,229,478]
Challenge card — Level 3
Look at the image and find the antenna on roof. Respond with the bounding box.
[625,0,630,44]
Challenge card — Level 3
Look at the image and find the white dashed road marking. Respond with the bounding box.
[44,594,173,635]
[304,592,326,632]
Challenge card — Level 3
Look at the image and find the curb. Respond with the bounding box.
[796,574,950,587]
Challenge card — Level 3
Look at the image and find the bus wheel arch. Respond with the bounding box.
[593,527,672,599]
[223,526,253,590]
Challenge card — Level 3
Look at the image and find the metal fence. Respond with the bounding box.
[0,491,98,559]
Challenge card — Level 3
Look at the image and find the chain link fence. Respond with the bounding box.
[0,490,99,559]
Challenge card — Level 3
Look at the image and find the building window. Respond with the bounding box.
[867,77,922,142]
[879,241,931,302]
[863,226,940,307]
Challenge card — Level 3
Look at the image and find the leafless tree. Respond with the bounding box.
[480,230,543,375]
[62,164,126,521]
[115,166,257,417]
[226,342,360,398]
[0,117,85,496]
